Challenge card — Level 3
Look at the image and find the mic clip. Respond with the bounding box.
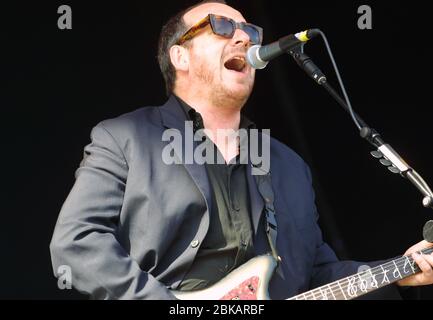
[289,47,327,85]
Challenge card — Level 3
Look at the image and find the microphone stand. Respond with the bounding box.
[288,46,433,242]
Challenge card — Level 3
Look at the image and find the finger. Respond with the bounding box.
[412,253,433,276]
[424,241,433,249]
[418,240,430,247]
[405,241,429,255]
[423,252,433,268]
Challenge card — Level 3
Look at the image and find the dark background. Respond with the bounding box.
[2,0,433,299]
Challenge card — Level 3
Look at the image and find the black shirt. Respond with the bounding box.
[174,96,256,291]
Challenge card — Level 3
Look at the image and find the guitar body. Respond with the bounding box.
[172,255,277,300]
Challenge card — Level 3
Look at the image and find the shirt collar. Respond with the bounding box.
[173,95,256,132]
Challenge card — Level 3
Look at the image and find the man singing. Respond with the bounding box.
[50,0,433,299]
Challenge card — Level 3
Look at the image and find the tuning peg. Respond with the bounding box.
[380,159,392,166]
[371,150,383,159]
[423,196,433,208]
[388,166,400,174]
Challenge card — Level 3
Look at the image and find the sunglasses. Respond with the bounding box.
[177,14,263,46]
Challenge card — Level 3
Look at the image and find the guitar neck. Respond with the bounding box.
[289,247,433,300]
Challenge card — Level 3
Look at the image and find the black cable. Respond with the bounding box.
[317,30,362,131]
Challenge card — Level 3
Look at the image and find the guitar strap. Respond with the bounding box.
[253,166,284,279]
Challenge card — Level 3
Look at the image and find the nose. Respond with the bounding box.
[232,28,251,48]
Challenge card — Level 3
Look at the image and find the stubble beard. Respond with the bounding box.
[194,61,254,110]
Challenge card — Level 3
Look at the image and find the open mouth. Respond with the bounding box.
[224,56,247,73]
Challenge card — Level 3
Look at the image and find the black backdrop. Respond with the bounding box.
[2,0,433,299]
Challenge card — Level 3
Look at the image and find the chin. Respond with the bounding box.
[223,89,252,106]
[227,83,253,99]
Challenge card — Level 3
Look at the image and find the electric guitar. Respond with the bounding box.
[172,247,433,300]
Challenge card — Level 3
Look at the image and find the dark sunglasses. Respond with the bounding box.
[177,14,263,46]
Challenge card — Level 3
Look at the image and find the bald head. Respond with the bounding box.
[183,2,246,28]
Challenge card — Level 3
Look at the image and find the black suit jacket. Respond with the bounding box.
[50,96,402,299]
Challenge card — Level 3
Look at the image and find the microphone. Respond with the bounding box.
[247,29,320,69]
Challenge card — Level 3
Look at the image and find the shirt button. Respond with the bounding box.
[190,240,200,248]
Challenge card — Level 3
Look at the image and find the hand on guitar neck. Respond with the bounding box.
[397,240,433,287]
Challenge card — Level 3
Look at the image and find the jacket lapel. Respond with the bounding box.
[159,96,213,216]
[159,96,265,237]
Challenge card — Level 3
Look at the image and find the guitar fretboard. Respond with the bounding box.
[288,247,433,300]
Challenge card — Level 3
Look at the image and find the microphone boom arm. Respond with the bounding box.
[289,46,433,212]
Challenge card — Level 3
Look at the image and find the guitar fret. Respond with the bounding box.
[303,291,313,300]
[369,268,379,289]
[319,287,330,300]
[404,256,416,274]
[328,284,337,300]
[380,265,391,285]
[318,288,326,300]
[392,260,403,280]
[357,273,368,293]
[337,280,348,300]
[310,290,317,300]
[346,276,358,298]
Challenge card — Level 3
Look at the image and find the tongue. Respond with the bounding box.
[224,58,245,72]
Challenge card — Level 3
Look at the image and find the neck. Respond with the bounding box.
[174,89,244,164]
[174,90,242,132]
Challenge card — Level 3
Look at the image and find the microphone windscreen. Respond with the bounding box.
[246,45,268,70]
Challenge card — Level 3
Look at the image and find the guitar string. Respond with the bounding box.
[298,267,404,300]
[291,248,433,300]
[316,249,429,293]
[303,256,423,300]
[295,250,431,300]
[295,265,407,300]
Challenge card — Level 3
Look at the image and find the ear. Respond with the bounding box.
[169,45,189,72]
